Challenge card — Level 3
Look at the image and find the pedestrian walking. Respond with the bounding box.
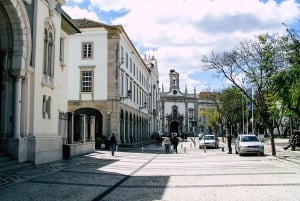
[109,133,116,156]
[163,137,171,153]
[172,135,179,154]
[284,133,300,151]
[227,133,232,154]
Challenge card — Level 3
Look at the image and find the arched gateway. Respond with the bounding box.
[0,0,31,153]
[73,108,103,147]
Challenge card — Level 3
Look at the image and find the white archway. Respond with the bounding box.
[1,0,31,76]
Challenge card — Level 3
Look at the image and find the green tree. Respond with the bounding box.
[219,86,244,136]
[198,92,222,136]
[206,107,219,134]
[269,28,300,120]
[202,33,285,156]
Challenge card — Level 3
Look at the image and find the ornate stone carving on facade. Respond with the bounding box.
[48,0,65,16]
[48,0,57,16]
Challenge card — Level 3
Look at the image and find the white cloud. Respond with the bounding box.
[64,0,300,93]
[62,5,99,21]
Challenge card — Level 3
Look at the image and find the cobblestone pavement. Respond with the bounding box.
[0,138,299,201]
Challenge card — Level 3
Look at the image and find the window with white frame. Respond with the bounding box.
[130,81,132,100]
[126,53,128,68]
[121,46,124,59]
[137,88,139,105]
[59,37,65,63]
[130,58,132,72]
[42,18,55,87]
[121,73,124,96]
[133,63,135,76]
[43,29,54,76]
[82,42,93,59]
[80,69,93,92]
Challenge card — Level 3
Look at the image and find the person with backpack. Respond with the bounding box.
[109,133,117,156]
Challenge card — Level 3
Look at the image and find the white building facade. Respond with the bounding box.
[68,19,159,147]
[160,70,198,137]
[0,0,80,164]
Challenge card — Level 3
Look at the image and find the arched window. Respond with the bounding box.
[42,18,55,87]
[173,77,176,85]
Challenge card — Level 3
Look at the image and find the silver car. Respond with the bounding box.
[235,134,264,156]
[199,135,219,149]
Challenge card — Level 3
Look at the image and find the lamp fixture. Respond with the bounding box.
[119,57,126,68]
[120,90,131,100]
[150,109,157,116]
[139,102,147,110]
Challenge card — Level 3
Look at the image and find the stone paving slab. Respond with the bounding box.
[0,139,299,201]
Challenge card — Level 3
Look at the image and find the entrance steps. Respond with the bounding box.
[0,151,32,173]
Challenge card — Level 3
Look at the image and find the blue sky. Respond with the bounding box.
[63,0,300,93]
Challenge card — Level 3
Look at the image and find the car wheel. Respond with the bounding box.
[260,152,264,156]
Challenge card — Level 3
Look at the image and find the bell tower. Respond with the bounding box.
[169,69,179,92]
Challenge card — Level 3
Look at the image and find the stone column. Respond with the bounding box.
[80,114,86,143]
[89,116,95,142]
[13,77,22,138]
[69,112,74,144]
[122,117,126,143]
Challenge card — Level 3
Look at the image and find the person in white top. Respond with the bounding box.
[163,137,171,153]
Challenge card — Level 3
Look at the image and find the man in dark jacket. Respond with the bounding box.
[173,136,179,154]
[227,133,232,154]
[109,133,116,156]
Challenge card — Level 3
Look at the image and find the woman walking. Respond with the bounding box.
[163,137,171,153]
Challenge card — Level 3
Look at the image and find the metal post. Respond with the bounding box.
[251,87,254,134]
[203,135,206,153]
[193,122,196,147]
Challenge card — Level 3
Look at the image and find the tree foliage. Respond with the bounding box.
[202,27,300,156]
[269,28,300,118]
[201,33,285,156]
[219,86,244,136]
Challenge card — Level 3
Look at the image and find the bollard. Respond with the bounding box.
[184,147,186,153]
[142,147,144,152]
[204,145,206,153]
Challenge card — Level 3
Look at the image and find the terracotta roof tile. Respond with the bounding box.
[72,18,108,28]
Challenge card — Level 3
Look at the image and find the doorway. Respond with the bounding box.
[169,121,179,134]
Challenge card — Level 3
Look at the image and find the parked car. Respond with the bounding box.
[198,133,205,140]
[235,134,264,156]
[199,135,219,149]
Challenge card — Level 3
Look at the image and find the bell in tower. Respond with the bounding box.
[169,69,180,93]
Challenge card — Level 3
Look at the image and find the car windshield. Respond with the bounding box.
[241,136,259,142]
[204,135,215,140]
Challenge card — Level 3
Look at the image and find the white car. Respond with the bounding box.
[199,135,219,149]
[235,134,264,156]
[198,133,205,140]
